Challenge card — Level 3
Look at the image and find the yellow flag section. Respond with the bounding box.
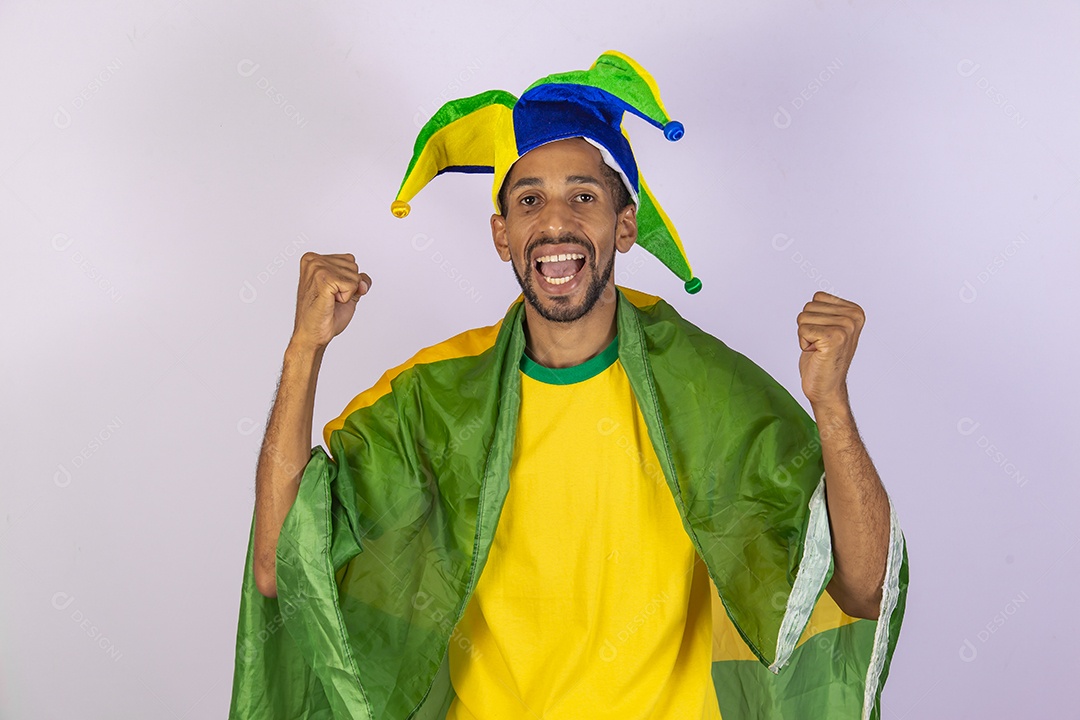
[710,577,859,663]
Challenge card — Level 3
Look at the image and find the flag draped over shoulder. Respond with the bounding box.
[229,287,908,720]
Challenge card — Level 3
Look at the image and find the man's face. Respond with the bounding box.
[491,138,637,323]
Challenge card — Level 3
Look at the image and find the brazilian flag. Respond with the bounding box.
[229,288,908,719]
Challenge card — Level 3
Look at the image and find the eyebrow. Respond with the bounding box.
[509,175,603,192]
[509,176,544,192]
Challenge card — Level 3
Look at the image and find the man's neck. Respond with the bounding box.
[521,288,619,369]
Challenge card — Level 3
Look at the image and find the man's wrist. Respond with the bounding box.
[284,338,326,367]
[810,393,856,442]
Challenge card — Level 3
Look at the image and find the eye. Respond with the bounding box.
[520,194,538,206]
[575,192,595,203]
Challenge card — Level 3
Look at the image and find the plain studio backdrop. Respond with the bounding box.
[2,1,1077,717]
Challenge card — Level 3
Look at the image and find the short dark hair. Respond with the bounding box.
[497,159,633,217]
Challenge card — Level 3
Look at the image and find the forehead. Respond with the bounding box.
[508,137,605,181]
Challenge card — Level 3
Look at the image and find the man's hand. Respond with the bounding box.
[796,291,865,408]
[253,252,371,598]
[291,252,372,353]
[794,292,888,619]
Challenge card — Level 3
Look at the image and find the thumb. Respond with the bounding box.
[349,273,372,302]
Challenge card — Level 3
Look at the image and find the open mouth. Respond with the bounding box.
[534,252,586,286]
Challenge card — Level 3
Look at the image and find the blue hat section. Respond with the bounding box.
[513,84,645,194]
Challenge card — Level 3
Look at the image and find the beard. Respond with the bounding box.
[510,232,615,323]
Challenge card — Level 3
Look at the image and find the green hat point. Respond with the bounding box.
[684,277,702,294]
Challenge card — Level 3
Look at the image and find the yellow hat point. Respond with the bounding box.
[390,200,411,218]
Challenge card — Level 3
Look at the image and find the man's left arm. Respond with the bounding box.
[797,291,890,620]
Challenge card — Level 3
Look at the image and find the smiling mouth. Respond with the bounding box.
[534,252,586,285]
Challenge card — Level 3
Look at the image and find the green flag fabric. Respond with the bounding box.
[229,287,907,719]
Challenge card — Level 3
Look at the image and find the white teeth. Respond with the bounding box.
[536,253,585,264]
[546,274,575,285]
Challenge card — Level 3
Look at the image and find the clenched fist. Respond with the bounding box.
[290,252,371,353]
[796,291,864,409]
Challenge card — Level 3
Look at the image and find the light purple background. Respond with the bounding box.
[2,1,1077,717]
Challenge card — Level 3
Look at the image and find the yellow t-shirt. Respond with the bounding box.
[446,338,722,719]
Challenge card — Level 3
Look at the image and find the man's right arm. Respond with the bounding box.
[252,251,371,598]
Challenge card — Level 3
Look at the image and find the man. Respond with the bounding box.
[230,52,907,720]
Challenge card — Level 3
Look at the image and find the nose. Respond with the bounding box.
[537,196,576,237]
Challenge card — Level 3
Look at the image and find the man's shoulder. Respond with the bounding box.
[618,285,732,357]
[401,315,508,373]
[322,307,515,446]
[371,308,514,393]
[619,286,793,399]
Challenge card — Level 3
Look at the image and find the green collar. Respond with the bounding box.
[519,334,619,385]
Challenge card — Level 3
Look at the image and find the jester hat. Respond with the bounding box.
[392,51,701,293]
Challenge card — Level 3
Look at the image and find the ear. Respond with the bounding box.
[491,213,510,262]
[615,203,637,253]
